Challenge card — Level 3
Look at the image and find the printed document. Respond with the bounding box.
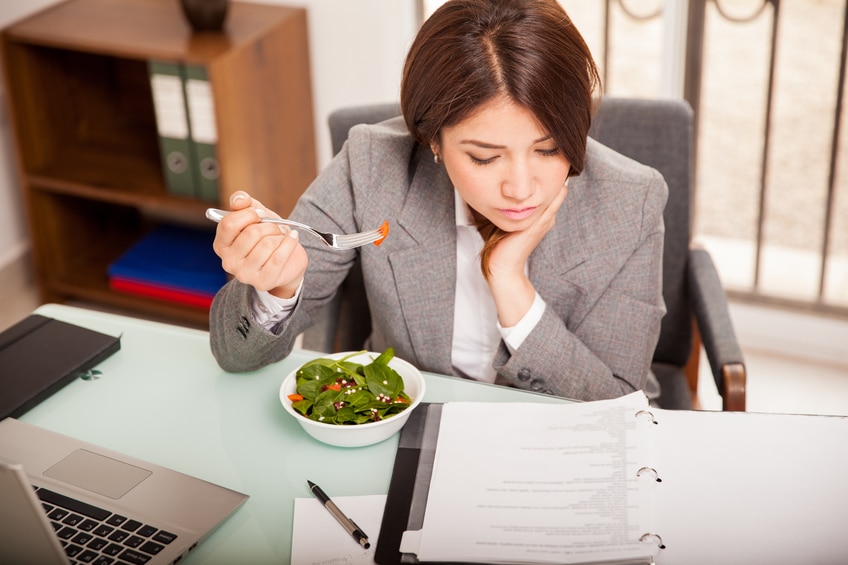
[400,392,657,564]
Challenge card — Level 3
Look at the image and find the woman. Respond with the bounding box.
[209,0,667,402]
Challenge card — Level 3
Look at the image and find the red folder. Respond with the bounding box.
[109,277,215,309]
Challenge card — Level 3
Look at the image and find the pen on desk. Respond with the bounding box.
[307,480,371,549]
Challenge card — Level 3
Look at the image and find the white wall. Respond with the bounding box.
[0,0,57,269]
[0,0,418,271]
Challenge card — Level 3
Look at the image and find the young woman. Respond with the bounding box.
[209,0,667,402]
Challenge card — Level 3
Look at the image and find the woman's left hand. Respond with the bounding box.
[487,183,568,326]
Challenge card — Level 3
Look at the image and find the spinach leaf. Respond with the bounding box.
[290,348,413,425]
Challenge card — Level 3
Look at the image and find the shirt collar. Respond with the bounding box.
[454,189,476,228]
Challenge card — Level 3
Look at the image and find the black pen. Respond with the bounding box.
[307,480,371,549]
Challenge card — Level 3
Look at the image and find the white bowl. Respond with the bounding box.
[279,351,426,448]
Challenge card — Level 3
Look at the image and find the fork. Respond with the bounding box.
[205,208,389,250]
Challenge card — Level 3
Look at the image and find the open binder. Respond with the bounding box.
[376,393,848,565]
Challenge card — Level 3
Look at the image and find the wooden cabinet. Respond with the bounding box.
[1,0,316,328]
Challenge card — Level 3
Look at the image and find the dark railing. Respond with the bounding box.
[603,0,848,318]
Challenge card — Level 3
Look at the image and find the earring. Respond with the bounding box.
[431,144,441,164]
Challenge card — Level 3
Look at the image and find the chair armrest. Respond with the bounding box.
[687,246,747,411]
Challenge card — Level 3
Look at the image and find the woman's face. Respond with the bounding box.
[437,96,570,232]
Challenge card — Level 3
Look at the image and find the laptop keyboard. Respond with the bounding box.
[35,485,178,565]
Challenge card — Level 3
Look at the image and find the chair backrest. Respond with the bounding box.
[328,103,401,156]
[303,98,696,371]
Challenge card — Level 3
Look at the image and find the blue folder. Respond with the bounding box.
[107,224,227,295]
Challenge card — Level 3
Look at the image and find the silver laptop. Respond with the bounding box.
[0,418,248,564]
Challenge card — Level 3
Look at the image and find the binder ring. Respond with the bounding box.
[637,466,662,482]
[635,409,658,424]
[640,532,666,549]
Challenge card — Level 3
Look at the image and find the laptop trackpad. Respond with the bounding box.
[44,449,152,499]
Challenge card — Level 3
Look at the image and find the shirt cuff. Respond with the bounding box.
[498,291,546,353]
[250,280,303,331]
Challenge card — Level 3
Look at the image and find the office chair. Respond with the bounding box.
[301,98,747,411]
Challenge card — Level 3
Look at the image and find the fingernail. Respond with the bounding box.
[254,207,266,218]
[288,229,299,240]
[230,192,247,205]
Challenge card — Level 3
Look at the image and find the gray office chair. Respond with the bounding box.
[302,98,747,411]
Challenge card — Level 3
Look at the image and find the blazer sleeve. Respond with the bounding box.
[493,167,668,401]
[208,278,297,372]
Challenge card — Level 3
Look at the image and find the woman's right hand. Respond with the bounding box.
[212,191,308,299]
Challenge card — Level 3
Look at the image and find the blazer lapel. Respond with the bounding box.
[387,160,456,375]
[529,177,590,316]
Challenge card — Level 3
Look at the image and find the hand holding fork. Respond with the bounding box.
[206,208,389,250]
[208,192,389,299]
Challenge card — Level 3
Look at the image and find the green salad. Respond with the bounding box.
[287,348,412,425]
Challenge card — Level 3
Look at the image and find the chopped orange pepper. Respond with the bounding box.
[287,393,304,402]
[374,221,390,246]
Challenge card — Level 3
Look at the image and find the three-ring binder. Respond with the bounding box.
[640,532,666,549]
[635,409,658,424]
[636,407,665,551]
[637,466,662,482]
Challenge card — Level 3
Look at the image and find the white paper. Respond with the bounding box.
[411,392,656,564]
[291,494,386,565]
[651,409,848,565]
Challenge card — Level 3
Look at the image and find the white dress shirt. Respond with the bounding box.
[249,189,546,383]
[451,190,544,383]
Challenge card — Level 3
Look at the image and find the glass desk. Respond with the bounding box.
[23,304,569,564]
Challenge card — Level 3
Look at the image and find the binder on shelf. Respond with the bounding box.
[376,393,848,565]
[109,277,216,310]
[107,224,227,309]
[148,60,198,198]
[184,64,220,203]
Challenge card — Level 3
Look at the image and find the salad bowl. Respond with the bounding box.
[279,350,426,447]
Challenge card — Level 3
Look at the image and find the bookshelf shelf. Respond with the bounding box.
[1,0,316,329]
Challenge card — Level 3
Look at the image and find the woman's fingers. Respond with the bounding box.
[534,182,568,235]
[212,190,307,294]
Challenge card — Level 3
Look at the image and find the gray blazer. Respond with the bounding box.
[210,117,667,402]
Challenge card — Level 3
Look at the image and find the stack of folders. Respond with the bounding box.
[107,224,227,309]
[148,60,220,202]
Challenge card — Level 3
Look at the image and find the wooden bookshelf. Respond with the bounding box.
[1,0,316,328]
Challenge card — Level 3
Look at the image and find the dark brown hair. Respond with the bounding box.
[401,0,601,176]
[400,0,602,278]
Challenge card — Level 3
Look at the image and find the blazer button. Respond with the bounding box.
[237,316,251,339]
[517,368,531,382]
[529,379,545,391]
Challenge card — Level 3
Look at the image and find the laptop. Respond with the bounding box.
[0,418,249,564]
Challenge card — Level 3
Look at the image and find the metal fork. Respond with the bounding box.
[205,208,389,250]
